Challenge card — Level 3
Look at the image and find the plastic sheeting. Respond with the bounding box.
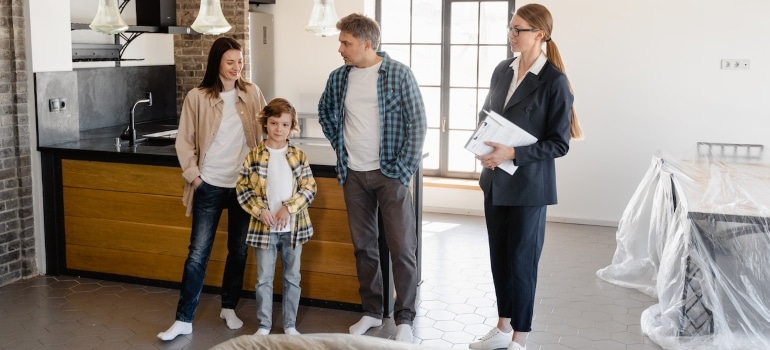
[597,144,770,349]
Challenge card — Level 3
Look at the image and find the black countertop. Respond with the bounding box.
[39,125,339,176]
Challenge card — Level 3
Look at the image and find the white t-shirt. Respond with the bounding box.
[266,145,292,232]
[200,89,249,187]
[344,61,382,171]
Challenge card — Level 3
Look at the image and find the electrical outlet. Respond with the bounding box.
[721,59,751,70]
[48,98,61,112]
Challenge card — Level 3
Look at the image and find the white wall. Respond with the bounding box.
[29,0,71,72]
[268,0,368,113]
[529,0,770,225]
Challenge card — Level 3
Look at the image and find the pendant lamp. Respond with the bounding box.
[89,0,129,35]
[305,0,340,37]
[191,0,232,35]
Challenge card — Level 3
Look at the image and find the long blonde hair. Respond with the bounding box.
[516,4,584,140]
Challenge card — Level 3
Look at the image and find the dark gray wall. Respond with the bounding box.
[76,65,177,130]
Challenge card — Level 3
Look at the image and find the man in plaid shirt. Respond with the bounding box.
[318,13,427,344]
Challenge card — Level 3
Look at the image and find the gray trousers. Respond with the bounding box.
[343,169,418,326]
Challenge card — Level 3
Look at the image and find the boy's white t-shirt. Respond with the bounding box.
[266,144,292,232]
[200,89,249,187]
[344,61,382,171]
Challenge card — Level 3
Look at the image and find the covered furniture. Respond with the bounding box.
[596,147,770,349]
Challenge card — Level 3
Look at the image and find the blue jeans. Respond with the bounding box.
[175,181,249,322]
[255,231,302,330]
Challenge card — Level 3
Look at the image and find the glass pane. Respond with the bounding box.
[450,2,479,44]
[412,45,441,86]
[421,87,440,128]
[381,0,411,43]
[449,45,478,87]
[412,0,442,43]
[479,1,509,45]
[448,130,476,172]
[423,128,440,170]
[381,44,411,66]
[448,88,479,130]
[478,45,507,87]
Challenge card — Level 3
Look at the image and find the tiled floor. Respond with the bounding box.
[0,212,663,350]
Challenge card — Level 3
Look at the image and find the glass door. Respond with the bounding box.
[378,0,514,178]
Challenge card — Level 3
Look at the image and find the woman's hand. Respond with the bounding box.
[192,176,203,189]
[476,141,515,170]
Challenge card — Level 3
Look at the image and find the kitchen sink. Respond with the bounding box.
[119,121,177,146]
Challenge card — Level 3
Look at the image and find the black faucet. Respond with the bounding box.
[127,92,153,147]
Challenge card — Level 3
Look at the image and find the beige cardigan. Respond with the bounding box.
[175,83,266,216]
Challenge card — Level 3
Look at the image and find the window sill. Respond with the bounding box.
[423,177,480,191]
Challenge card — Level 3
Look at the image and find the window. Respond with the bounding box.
[376,0,514,178]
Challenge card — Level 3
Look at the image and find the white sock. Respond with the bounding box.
[219,308,243,330]
[284,327,301,335]
[157,320,192,341]
[349,315,382,335]
[255,328,270,335]
[395,324,413,343]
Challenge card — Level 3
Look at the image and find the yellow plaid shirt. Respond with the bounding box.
[236,141,316,249]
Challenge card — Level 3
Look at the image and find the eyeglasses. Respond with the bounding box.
[507,26,539,36]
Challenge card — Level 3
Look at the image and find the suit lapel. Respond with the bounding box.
[503,71,545,113]
[494,67,515,111]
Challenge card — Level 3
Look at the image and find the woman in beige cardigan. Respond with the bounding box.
[158,37,266,341]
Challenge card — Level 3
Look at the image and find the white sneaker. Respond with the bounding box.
[469,327,513,350]
[254,328,270,335]
[507,341,526,350]
[284,327,301,335]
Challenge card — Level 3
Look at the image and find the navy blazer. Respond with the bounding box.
[478,57,573,206]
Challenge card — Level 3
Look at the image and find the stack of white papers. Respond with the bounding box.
[464,110,536,175]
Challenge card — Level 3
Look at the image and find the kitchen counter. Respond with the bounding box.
[38,125,421,313]
[37,126,365,308]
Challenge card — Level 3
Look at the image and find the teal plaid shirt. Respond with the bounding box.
[318,51,427,186]
[236,141,316,249]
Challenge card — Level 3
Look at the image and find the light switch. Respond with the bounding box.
[49,98,61,112]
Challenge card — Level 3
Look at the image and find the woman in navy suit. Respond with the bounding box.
[469,4,583,350]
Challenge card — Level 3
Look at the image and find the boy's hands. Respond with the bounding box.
[259,205,290,230]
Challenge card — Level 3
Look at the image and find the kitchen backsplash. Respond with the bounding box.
[35,66,177,147]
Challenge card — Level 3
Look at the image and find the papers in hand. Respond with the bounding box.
[465,110,536,175]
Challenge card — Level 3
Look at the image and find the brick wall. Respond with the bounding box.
[174,0,250,115]
[0,0,36,287]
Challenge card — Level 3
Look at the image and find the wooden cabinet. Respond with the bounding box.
[61,159,360,305]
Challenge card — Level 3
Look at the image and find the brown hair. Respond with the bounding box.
[516,4,584,140]
[199,37,249,99]
[259,98,300,135]
[337,13,381,50]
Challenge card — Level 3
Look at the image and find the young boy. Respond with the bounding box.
[236,98,316,335]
